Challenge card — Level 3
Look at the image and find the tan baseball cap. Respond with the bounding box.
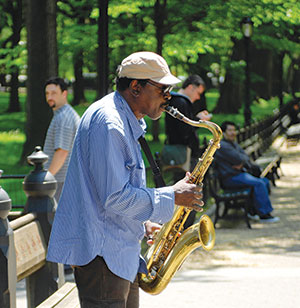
[117,51,181,85]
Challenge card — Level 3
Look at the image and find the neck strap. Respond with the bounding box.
[138,136,166,188]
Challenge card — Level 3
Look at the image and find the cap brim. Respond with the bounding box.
[150,74,181,85]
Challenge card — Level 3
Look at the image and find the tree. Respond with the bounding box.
[57,0,95,105]
[22,0,58,162]
[215,39,245,114]
[209,0,300,116]
[8,0,298,147]
[0,0,24,112]
[152,0,168,141]
[97,0,109,99]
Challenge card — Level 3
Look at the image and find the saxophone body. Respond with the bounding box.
[139,105,222,295]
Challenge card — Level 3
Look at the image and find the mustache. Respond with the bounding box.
[48,100,56,108]
[161,102,169,110]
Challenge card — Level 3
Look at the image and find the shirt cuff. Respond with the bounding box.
[149,186,175,224]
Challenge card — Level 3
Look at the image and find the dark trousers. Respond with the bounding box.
[74,256,139,308]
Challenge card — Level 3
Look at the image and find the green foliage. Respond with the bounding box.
[2,0,298,96]
[0,1,27,75]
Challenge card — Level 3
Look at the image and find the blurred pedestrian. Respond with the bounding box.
[44,77,80,202]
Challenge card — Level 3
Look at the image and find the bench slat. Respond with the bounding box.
[36,282,79,307]
[55,287,80,308]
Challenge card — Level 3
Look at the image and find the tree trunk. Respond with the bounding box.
[72,16,85,106]
[72,50,85,106]
[215,39,244,114]
[97,0,109,100]
[215,68,243,114]
[22,0,58,162]
[7,70,20,112]
[277,52,284,109]
[291,56,300,97]
[251,48,274,100]
[7,0,23,113]
[152,0,167,141]
[46,0,58,77]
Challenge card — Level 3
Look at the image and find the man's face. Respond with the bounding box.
[190,84,205,103]
[45,84,67,110]
[224,124,237,142]
[135,80,172,120]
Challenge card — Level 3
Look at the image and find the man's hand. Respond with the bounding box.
[232,163,243,170]
[196,110,212,121]
[172,172,204,212]
[144,221,161,245]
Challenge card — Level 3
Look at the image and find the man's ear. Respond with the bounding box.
[62,90,68,99]
[129,80,141,97]
[199,84,205,94]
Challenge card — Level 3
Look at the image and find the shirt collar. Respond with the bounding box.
[53,103,68,115]
[171,91,192,104]
[114,91,146,140]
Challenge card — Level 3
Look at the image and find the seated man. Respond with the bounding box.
[214,121,280,223]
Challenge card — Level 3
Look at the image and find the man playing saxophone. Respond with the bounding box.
[47,51,204,308]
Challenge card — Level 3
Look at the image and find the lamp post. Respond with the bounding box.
[241,17,253,126]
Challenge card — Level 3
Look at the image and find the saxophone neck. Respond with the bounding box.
[164,105,222,143]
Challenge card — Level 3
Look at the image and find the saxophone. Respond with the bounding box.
[139,105,222,295]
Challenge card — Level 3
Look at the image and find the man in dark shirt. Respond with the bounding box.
[165,75,211,162]
[214,121,280,223]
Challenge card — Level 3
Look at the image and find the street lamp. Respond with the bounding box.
[241,17,253,126]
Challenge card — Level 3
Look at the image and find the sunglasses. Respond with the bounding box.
[146,80,173,96]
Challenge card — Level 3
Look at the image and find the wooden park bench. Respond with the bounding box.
[0,198,80,308]
[286,123,300,146]
[0,212,66,308]
[0,147,80,308]
[206,168,253,229]
[241,121,284,186]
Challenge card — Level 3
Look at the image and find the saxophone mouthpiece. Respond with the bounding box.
[164,105,171,111]
[164,105,182,119]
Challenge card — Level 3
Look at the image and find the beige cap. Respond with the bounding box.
[117,51,181,85]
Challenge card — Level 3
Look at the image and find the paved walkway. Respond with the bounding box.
[17,139,300,307]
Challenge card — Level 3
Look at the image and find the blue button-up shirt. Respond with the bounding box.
[47,92,175,282]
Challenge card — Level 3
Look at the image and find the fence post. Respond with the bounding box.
[23,147,65,308]
[0,170,17,308]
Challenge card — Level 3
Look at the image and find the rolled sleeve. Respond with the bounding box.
[55,124,74,151]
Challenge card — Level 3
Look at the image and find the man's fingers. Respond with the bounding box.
[194,191,203,199]
[190,202,204,212]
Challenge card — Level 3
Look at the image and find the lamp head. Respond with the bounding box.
[241,17,253,38]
